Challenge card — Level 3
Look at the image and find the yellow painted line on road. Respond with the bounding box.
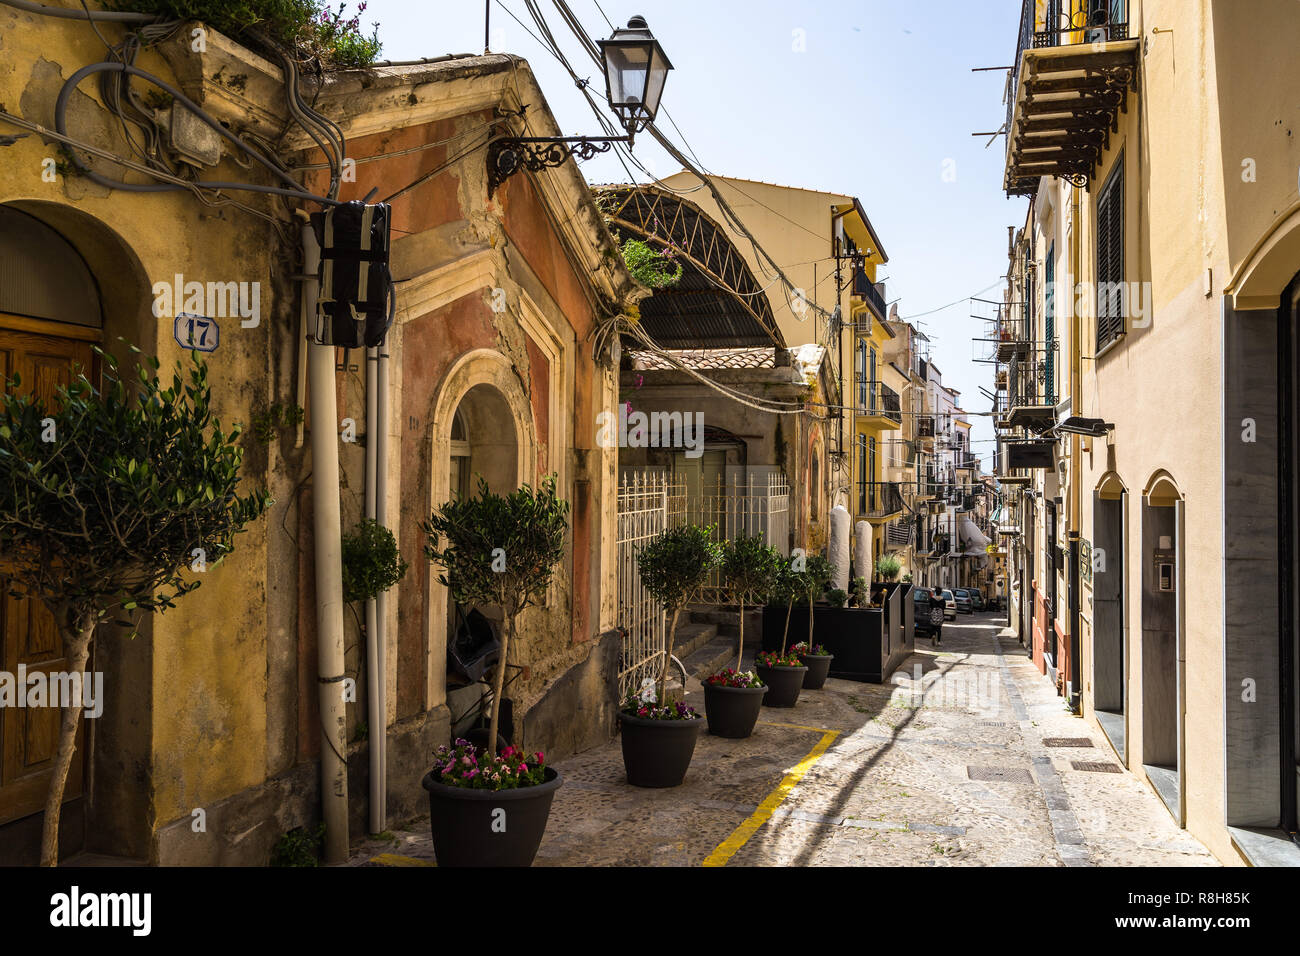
[368,853,436,867]
[702,727,840,867]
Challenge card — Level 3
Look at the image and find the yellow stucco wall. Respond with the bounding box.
[0,16,275,836]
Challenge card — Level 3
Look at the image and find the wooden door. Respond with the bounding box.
[0,317,97,828]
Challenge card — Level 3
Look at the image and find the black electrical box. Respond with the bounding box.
[311,200,393,348]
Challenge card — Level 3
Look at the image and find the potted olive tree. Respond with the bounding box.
[718,534,798,708]
[0,350,270,867]
[700,534,786,739]
[421,475,568,866]
[620,524,718,785]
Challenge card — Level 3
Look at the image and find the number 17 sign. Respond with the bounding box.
[174,312,220,353]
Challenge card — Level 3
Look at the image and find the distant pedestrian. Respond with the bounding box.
[928,587,945,647]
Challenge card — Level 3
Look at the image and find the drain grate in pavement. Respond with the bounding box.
[1043,737,1095,748]
[981,721,1008,727]
[1071,760,1122,773]
[967,765,1034,784]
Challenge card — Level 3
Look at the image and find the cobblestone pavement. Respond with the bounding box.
[348,612,1217,867]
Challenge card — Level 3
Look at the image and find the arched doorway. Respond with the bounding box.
[1140,471,1183,823]
[0,205,104,860]
[1092,472,1127,760]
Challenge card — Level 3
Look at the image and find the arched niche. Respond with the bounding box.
[426,349,535,711]
[1142,470,1182,508]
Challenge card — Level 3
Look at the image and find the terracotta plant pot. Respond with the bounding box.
[702,681,767,738]
[797,652,835,690]
[421,766,562,867]
[618,711,703,788]
[754,663,807,707]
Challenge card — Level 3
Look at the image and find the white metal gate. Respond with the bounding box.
[616,470,791,694]
[666,471,790,604]
[616,472,669,698]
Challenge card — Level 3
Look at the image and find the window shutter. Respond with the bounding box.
[1096,159,1124,350]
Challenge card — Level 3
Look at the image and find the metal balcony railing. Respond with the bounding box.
[858,380,902,424]
[1008,0,1130,134]
[852,266,888,321]
[860,480,904,519]
[1006,344,1058,411]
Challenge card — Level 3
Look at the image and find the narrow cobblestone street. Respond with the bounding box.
[351,612,1217,867]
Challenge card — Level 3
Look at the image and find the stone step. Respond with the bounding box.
[671,621,718,659]
[682,637,740,684]
[714,610,762,639]
[687,606,734,626]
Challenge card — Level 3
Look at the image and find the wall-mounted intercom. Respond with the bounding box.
[1154,549,1175,592]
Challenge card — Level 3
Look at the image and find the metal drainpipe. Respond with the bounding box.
[364,346,381,833]
[299,214,350,862]
[374,341,391,826]
[1068,182,1083,713]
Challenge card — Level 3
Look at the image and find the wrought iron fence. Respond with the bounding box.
[616,472,669,699]
[666,471,790,604]
[615,470,791,694]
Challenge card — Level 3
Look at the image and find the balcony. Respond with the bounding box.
[859,481,904,522]
[1000,345,1057,432]
[852,266,888,323]
[886,521,911,548]
[857,380,902,430]
[1004,0,1139,197]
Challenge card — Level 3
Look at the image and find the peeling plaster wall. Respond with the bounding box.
[0,16,285,861]
[0,16,630,863]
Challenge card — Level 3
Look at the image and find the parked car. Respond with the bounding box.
[941,589,956,620]
[913,587,944,642]
[969,588,985,611]
[953,589,973,614]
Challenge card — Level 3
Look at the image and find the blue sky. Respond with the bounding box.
[362,0,1028,462]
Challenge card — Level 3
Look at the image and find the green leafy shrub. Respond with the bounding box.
[849,575,869,607]
[826,588,848,608]
[0,347,270,865]
[107,0,383,68]
[341,518,408,602]
[620,238,683,289]
[270,824,326,866]
[875,553,902,582]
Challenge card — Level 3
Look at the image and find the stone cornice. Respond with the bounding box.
[156,26,644,311]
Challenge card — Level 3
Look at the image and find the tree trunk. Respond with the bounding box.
[41,619,93,867]
[736,598,745,669]
[808,594,815,648]
[657,606,681,705]
[488,613,513,759]
[781,598,793,654]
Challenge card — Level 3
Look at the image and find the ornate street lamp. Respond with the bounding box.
[487,15,673,197]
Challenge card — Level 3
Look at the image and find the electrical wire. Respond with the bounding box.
[0,0,159,21]
[51,61,338,205]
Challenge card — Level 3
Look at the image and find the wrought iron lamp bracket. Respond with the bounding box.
[487,135,631,197]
